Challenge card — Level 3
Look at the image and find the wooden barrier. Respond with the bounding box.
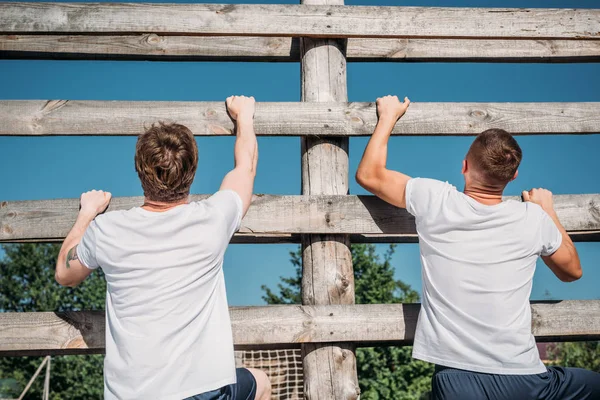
[1,301,599,356]
[1,3,599,398]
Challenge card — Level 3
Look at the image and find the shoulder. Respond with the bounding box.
[91,208,136,230]
[197,191,243,212]
[407,178,456,194]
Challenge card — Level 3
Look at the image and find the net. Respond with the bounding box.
[235,349,303,400]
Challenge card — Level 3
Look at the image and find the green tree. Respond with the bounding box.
[0,243,105,399]
[262,244,434,400]
[548,341,600,372]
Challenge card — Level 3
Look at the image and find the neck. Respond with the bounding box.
[142,197,189,212]
[463,182,504,206]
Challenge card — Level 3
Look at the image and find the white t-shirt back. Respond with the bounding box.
[405,178,562,375]
[78,190,243,399]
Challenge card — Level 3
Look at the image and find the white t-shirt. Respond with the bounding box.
[405,178,562,375]
[78,190,243,399]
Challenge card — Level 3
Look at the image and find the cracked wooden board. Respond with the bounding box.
[1,4,599,39]
[2,301,598,355]
[1,194,599,242]
[2,36,600,62]
[1,101,599,136]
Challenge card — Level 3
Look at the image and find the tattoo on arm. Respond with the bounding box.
[66,245,79,269]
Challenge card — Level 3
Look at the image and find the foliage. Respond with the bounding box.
[262,244,434,400]
[547,341,600,372]
[0,244,105,399]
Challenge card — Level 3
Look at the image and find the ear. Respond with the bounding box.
[511,169,519,181]
[462,159,467,175]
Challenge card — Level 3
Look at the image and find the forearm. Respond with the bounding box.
[234,118,258,174]
[357,116,395,180]
[543,207,582,281]
[547,208,579,261]
[56,211,95,276]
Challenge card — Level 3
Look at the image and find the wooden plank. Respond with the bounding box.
[2,301,599,356]
[6,231,600,245]
[3,35,600,63]
[299,0,358,397]
[2,101,600,137]
[1,194,599,243]
[1,3,599,39]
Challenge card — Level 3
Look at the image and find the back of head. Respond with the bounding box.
[135,122,198,203]
[466,129,522,187]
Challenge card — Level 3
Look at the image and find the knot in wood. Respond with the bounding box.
[2,224,13,234]
[0,201,7,209]
[206,109,217,118]
[469,109,489,120]
[216,4,235,14]
[145,34,161,45]
[341,349,350,359]
[267,38,284,50]
[341,277,349,288]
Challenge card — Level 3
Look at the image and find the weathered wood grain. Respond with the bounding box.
[300,0,358,396]
[2,101,599,137]
[1,3,599,39]
[1,194,599,243]
[3,35,600,62]
[2,301,598,356]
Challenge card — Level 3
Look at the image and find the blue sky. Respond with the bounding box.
[0,0,599,305]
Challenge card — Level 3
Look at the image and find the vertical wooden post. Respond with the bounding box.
[43,356,51,400]
[300,0,359,399]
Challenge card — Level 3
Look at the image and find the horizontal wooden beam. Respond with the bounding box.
[2,101,599,137]
[3,36,600,62]
[1,4,598,40]
[1,301,598,356]
[1,194,599,243]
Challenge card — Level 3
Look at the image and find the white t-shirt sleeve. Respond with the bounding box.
[205,190,244,238]
[540,210,563,256]
[405,178,451,218]
[77,220,100,270]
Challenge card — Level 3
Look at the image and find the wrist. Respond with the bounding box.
[236,114,254,125]
[78,209,97,221]
[378,113,398,125]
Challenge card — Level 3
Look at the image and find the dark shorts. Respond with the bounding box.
[432,365,600,400]
[185,368,257,400]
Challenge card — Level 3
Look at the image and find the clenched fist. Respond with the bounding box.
[522,188,553,213]
[226,95,255,123]
[376,95,411,122]
[80,190,112,217]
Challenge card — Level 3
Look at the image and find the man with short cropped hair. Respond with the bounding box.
[356,95,600,399]
[55,96,271,400]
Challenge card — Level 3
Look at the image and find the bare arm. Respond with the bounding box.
[356,95,411,208]
[220,95,258,217]
[56,190,111,287]
[523,188,582,282]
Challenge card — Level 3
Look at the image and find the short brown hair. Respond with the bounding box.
[135,122,198,203]
[466,129,522,186]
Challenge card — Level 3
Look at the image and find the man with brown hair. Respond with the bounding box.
[55,96,272,400]
[356,95,600,399]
